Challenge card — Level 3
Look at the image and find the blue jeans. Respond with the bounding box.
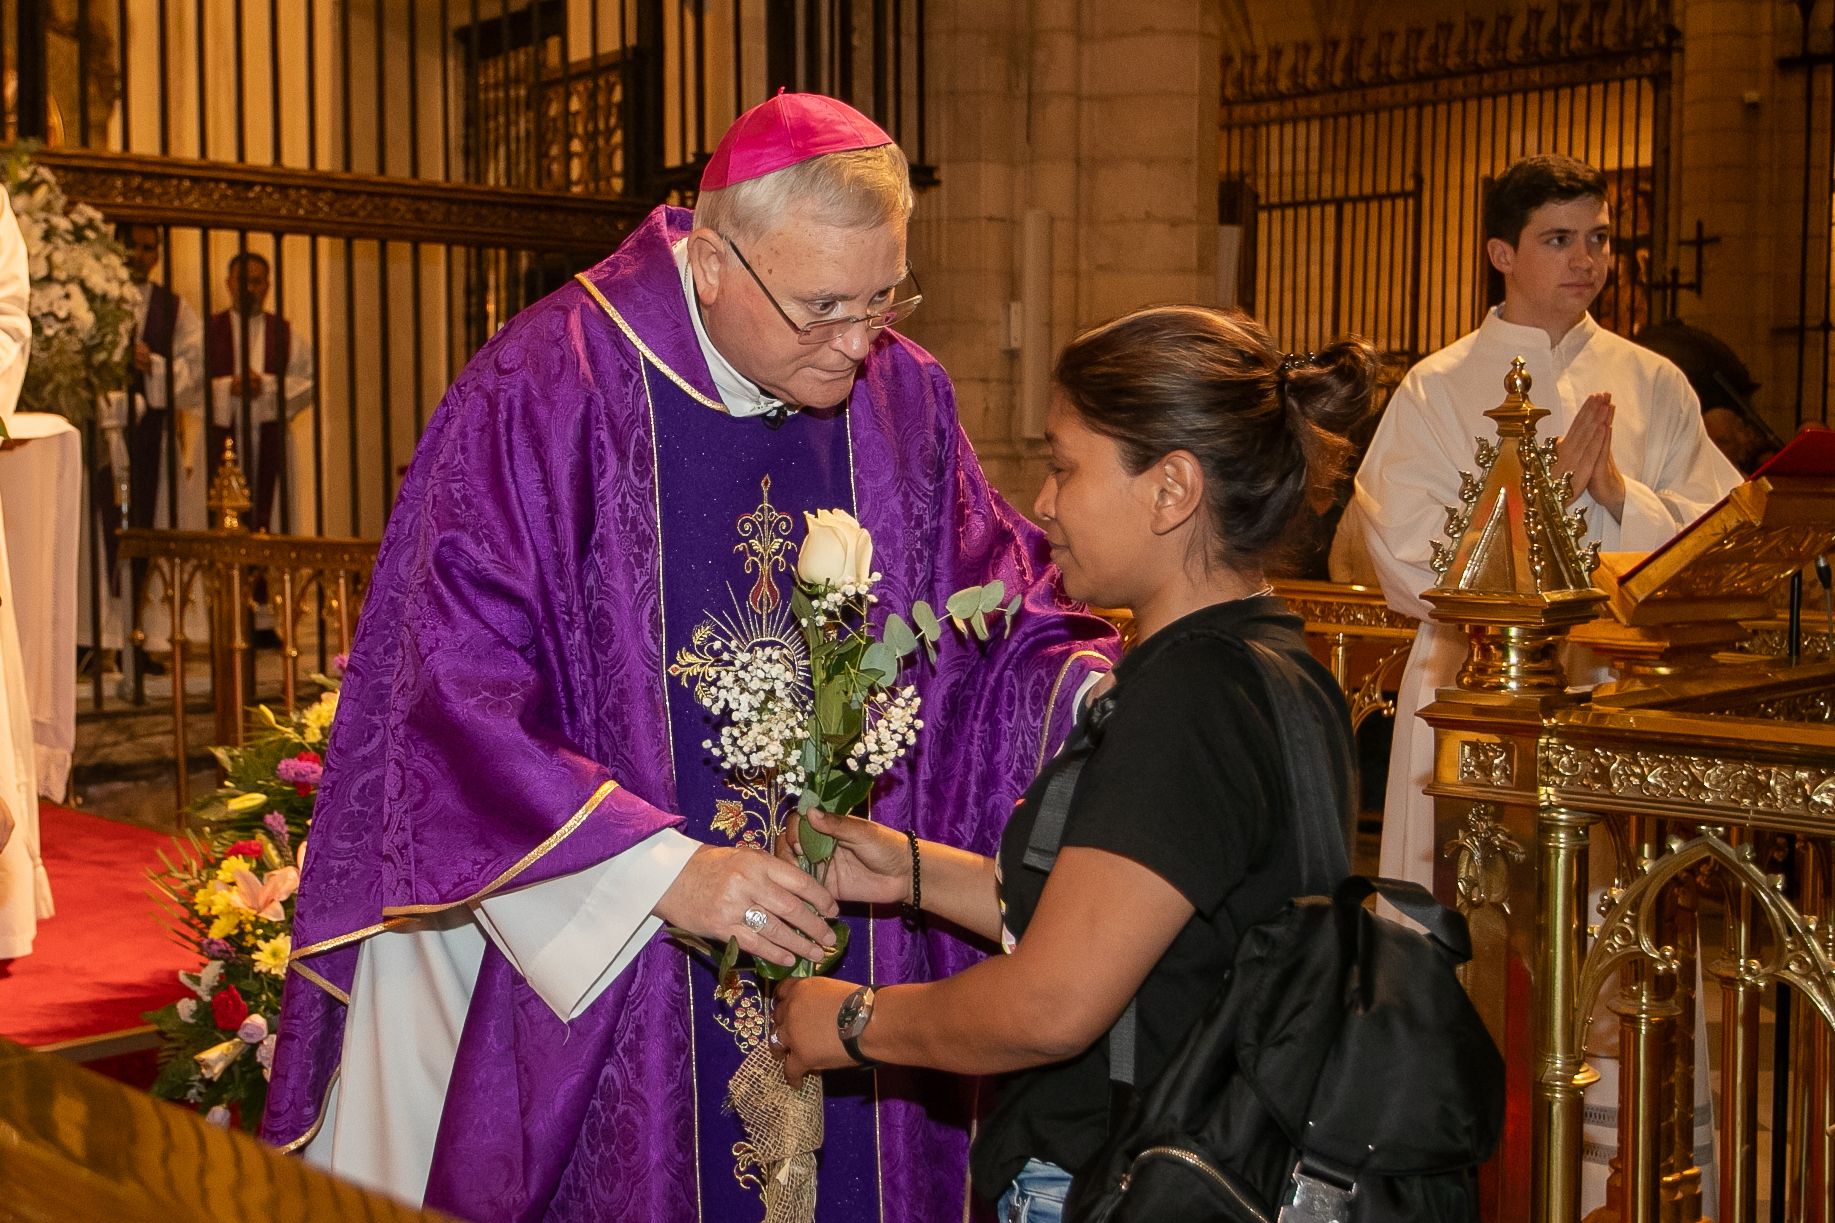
[998,1158,1074,1223]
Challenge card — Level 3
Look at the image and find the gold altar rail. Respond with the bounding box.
[1534,689,1835,1223]
[1271,579,1416,730]
[0,1038,451,1222]
[1421,359,1835,1223]
[114,444,377,815]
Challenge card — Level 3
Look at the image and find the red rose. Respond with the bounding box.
[225,840,263,860]
[211,985,249,1030]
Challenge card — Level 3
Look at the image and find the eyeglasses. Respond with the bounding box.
[724,237,922,345]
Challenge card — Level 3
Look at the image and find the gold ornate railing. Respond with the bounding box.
[115,443,377,813]
[1420,359,1835,1223]
[1271,579,1416,730]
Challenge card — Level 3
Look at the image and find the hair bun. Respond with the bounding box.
[1283,338,1378,436]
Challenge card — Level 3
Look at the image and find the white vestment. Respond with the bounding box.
[1353,307,1740,1208]
[0,184,44,959]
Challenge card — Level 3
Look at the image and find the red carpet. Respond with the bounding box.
[0,802,200,1047]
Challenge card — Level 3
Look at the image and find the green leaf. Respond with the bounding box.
[945,588,982,621]
[1005,593,1022,636]
[971,610,989,641]
[718,936,746,991]
[816,681,847,738]
[797,786,821,814]
[978,580,1007,613]
[862,640,899,683]
[753,955,792,982]
[794,811,836,864]
[912,600,942,641]
[813,920,850,975]
[881,614,919,659]
[824,772,873,815]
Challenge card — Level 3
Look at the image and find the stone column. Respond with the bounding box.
[908,0,1223,506]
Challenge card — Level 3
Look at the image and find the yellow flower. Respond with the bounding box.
[300,692,339,745]
[208,909,244,940]
[215,855,254,884]
[253,933,291,977]
[226,792,267,813]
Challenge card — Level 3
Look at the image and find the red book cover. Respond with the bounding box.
[1753,424,1835,479]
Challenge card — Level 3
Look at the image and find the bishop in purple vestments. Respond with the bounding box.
[262,95,1116,1223]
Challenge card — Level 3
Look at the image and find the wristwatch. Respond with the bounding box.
[835,985,878,1067]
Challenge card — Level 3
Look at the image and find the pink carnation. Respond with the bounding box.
[275,751,324,795]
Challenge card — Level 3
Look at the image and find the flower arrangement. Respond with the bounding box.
[144,672,340,1130]
[684,508,1017,982]
[0,143,135,426]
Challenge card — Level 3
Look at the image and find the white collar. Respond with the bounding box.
[673,238,786,419]
[1478,307,1598,368]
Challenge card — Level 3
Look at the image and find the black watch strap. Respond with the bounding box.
[837,985,878,1067]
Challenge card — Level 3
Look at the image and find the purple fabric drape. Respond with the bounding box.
[263,205,1118,1223]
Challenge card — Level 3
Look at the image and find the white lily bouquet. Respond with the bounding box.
[691,507,1019,983]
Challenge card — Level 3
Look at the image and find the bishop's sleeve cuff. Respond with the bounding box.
[471,826,702,1022]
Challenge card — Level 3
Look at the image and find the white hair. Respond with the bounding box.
[694,144,914,243]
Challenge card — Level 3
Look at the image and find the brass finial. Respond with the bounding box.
[1502,355,1532,398]
[208,435,253,532]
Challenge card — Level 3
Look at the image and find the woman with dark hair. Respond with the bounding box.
[772,305,1376,1221]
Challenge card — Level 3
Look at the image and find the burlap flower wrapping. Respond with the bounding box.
[728,1041,824,1222]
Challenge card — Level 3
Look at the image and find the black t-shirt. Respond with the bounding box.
[967,595,1354,1201]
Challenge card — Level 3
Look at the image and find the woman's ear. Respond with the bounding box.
[1148,451,1204,537]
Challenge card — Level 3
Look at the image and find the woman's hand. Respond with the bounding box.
[778,809,912,907]
[773,975,861,1088]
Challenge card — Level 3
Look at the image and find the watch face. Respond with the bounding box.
[837,987,874,1038]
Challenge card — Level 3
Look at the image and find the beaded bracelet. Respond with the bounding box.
[900,827,922,927]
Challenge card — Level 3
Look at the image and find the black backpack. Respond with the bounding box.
[1063,876,1504,1222]
[1024,631,1504,1222]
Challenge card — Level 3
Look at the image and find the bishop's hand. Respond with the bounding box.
[654,844,840,968]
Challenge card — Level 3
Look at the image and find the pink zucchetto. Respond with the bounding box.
[699,90,894,192]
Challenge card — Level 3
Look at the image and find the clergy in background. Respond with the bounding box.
[96,223,203,675]
[1349,152,1739,1210]
[205,250,313,533]
[263,92,1117,1223]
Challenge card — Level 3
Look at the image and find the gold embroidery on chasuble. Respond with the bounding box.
[667,475,805,1062]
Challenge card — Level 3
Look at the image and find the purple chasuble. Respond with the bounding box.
[262,205,1118,1223]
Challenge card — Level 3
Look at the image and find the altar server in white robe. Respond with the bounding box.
[1352,152,1740,1209]
[0,184,47,960]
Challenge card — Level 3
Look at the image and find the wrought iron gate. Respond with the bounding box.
[1220,1,1675,369]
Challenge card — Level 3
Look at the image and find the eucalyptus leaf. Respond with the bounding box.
[798,786,821,813]
[1005,593,1022,636]
[881,615,919,659]
[912,600,941,640]
[978,580,1007,614]
[971,610,989,640]
[945,588,982,621]
[862,640,899,682]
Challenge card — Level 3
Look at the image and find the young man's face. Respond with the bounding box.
[1487,195,1611,332]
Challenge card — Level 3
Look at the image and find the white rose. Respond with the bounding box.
[796,509,874,589]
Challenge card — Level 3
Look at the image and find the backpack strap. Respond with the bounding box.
[1103,635,1350,1090]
